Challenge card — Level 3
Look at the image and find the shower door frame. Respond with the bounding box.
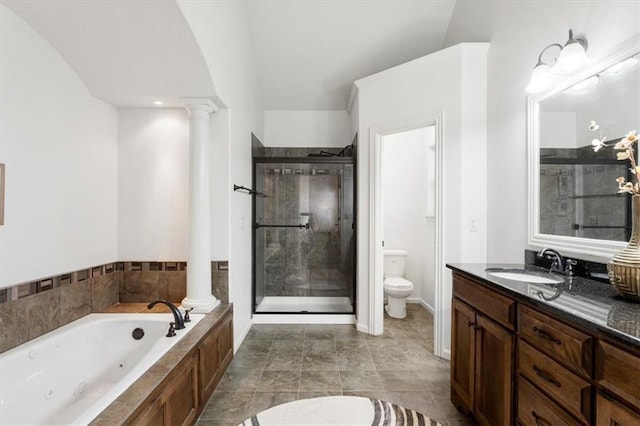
[251,156,357,315]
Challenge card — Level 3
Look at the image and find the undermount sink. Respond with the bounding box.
[485,268,565,284]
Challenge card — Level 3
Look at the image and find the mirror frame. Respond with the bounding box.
[527,36,640,260]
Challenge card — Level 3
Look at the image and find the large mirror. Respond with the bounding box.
[528,38,640,258]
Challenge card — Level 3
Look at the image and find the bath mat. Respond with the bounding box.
[238,395,443,425]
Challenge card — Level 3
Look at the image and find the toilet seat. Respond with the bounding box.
[383,277,413,289]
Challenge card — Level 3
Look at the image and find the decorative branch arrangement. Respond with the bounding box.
[233,184,269,197]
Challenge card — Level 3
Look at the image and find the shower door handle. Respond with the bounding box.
[255,223,310,229]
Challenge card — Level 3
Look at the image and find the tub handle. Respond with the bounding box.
[166,322,176,337]
[184,308,194,323]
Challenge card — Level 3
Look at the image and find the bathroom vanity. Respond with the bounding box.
[447,264,640,426]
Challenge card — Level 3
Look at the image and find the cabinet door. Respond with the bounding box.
[451,298,476,414]
[199,326,221,406]
[217,312,234,372]
[597,393,640,425]
[130,396,164,426]
[164,352,199,426]
[474,314,514,426]
[597,341,640,408]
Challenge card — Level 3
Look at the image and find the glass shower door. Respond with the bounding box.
[253,160,355,313]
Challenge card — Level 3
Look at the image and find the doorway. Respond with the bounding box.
[369,114,445,357]
[381,126,436,316]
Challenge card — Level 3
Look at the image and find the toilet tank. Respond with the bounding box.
[383,249,408,277]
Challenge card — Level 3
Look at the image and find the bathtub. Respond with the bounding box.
[0,312,204,425]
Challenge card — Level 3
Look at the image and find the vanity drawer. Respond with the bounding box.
[597,340,640,408]
[518,340,591,423]
[519,305,593,378]
[517,375,578,426]
[452,273,516,330]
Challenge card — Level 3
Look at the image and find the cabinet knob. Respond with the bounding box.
[533,365,561,388]
[531,410,549,426]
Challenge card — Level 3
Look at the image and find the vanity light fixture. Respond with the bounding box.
[565,75,599,93]
[555,29,589,73]
[603,56,639,74]
[153,100,163,106]
[526,43,563,94]
[526,29,589,94]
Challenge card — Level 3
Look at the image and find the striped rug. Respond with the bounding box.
[238,396,443,426]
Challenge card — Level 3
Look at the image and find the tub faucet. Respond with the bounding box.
[537,248,577,277]
[147,300,185,330]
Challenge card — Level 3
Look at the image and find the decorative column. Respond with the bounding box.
[181,99,220,313]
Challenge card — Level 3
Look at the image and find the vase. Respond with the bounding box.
[608,194,640,302]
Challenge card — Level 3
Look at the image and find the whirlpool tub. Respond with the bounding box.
[0,312,204,425]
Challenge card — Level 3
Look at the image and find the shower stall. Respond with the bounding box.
[252,156,356,314]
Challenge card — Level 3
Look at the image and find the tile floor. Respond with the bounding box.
[196,304,477,426]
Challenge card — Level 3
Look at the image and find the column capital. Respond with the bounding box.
[181,97,218,114]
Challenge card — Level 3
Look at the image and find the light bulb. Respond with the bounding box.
[565,75,599,93]
[604,57,638,74]
[526,62,554,94]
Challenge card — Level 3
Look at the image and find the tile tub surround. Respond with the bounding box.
[0,264,120,353]
[0,260,229,353]
[120,261,229,304]
[196,305,477,426]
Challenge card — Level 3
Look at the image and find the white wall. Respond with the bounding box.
[443,1,640,262]
[540,112,577,149]
[118,108,189,260]
[0,5,118,288]
[382,127,436,309]
[177,0,264,350]
[264,110,351,147]
[355,43,489,356]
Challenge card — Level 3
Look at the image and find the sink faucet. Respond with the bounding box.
[537,248,577,277]
[147,300,185,330]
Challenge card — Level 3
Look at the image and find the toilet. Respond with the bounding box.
[383,249,414,319]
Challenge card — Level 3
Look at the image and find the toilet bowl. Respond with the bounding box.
[383,249,414,319]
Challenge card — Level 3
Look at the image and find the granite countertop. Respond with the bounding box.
[90,303,233,425]
[447,263,640,350]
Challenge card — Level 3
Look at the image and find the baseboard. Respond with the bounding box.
[252,314,356,324]
[407,298,435,315]
[441,348,451,361]
[356,322,369,334]
[234,318,253,353]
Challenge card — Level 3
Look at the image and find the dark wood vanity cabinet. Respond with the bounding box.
[595,340,640,425]
[452,275,515,426]
[451,271,640,426]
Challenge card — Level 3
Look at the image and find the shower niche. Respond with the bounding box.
[252,152,355,314]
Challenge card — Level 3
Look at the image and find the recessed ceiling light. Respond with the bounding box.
[153,101,163,106]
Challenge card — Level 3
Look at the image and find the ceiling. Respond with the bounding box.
[2,0,457,110]
[245,1,457,110]
[2,0,216,108]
